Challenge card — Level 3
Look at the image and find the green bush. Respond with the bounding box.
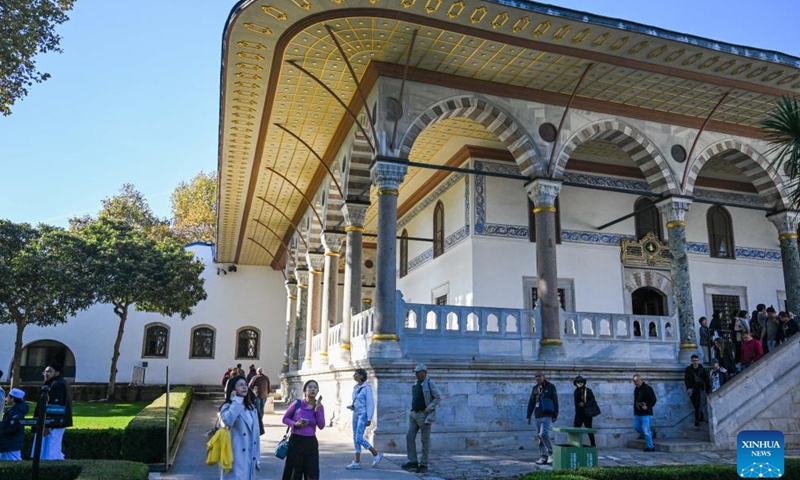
[22,428,124,460]
[121,386,193,463]
[0,459,147,480]
[522,458,800,480]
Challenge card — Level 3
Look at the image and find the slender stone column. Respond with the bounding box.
[282,280,297,373]
[293,268,308,371]
[657,196,696,362]
[525,178,564,360]
[767,210,800,314]
[341,203,368,357]
[369,159,407,359]
[305,253,325,367]
[319,233,344,366]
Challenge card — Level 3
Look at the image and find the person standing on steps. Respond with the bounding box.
[632,374,656,452]
[402,364,441,474]
[345,368,384,470]
[572,375,597,447]
[526,371,559,465]
[684,354,709,427]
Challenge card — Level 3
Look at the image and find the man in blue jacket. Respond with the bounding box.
[526,371,558,465]
[0,388,29,460]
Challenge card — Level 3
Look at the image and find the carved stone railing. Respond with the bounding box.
[311,333,323,355]
[350,308,375,361]
[328,323,342,348]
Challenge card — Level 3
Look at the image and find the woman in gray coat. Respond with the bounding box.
[220,375,262,480]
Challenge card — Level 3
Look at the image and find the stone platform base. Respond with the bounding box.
[627,438,715,453]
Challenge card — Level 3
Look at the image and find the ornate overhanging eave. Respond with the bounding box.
[217,0,800,267]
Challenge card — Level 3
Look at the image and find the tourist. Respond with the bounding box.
[778,311,799,344]
[222,367,233,387]
[248,367,270,422]
[526,370,558,465]
[220,375,261,479]
[698,317,711,362]
[709,359,729,393]
[632,374,656,452]
[733,310,750,366]
[749,304,766,346]
[282,379,325,480]
[234,363,245,377]
[0,370,5,407]
[712,337,735,375]
[0,388,28,460]
[740,332,763,370]
[709,310,723,339]
[33,363,73,460]
[402,364,441,474]
[571,375,597,447]
[246,364,257,383]
[345,368,383,470]
[762,307,780,353]
[683,354,709,427]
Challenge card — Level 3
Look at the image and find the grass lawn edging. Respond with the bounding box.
[120,386,194,464]
[0,460,148,480]
[521,458,800,479]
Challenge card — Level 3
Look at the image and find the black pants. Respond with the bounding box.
[282,434,319,480]
[573,413,596,447]
[690,388,704,422]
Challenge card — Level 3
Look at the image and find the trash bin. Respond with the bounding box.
[551,426,598,470]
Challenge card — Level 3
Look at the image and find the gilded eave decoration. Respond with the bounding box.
[621,232,672,268]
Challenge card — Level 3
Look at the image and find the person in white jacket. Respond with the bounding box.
[345,368,383,470]
[220,375,262,480]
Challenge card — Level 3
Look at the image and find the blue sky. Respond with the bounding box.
[1,1,798,227]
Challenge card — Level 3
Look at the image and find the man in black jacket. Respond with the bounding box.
[632,374,656,452]
[684,354,709,427]
[34,363,73,460]
[526,371,558,465]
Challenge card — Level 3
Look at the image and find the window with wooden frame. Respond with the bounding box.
[634,197,662,240]
[236,327,260,359]
[400,228,408,277]
[142,323,169,358]
[433,201,444,258]
[707,206,734,259]
[190,326,215,359]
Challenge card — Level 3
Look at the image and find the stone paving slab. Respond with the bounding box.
[152,400,800,480]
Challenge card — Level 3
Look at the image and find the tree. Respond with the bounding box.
[71,185,207,398]
[0,0,76,115]
[761,95,800,207]
[171,171,217,244]
[0,220,94,387]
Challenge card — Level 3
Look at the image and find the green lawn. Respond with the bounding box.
[70,401,149,429]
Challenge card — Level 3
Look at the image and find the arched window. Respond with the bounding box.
[528,197,561,243]
[236,327,260,359]
[143,324,169,358]
[707,206,734,259]
[634,197,662,240]
[400,229,409,277]
[190,326,215,359]
[433,201,444,258]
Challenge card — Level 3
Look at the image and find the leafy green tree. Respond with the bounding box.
[171,171,217,244]
[0,220,93,387]
[1,0,76,115]
[761,95,800,207]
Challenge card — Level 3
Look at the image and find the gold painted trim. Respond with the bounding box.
[292,359,298,364]
[346,226,365,233]
[288,295,297,299]
[666,220,686,228]
[310,269,323,275]
[297,284,308,289]
[340,343,351,350]
[377,188,399,196]
[320,352,328,356]
[371,333,399,341]
[540,339,563,346]
[362,299,373,304]
[680,343,699,350]
[325,252,340,257]
[779,233,798,241]
[305,356,312,361]
[533,206,557,214]
[283,362,289,366]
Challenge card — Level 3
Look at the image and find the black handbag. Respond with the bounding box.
[583,390,601,418]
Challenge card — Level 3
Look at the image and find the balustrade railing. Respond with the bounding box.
[311,333,323,354]
[328,323,342,348]
[561,311,678,342]
[352,308,375,338]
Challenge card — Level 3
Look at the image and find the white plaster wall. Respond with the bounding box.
[399,175,466,263]
[561,185,638,236]
[471,235,534,308]
[398,240,473,305]
[484,174,526,225]
[0,244,288,385]
[685,203,779,250]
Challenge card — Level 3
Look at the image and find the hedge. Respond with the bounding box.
[22,428,124,460]
[120,386,193,463]
[522,458,800,480]
[0,460,148,480]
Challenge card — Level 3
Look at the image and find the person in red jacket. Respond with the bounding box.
[740,332,763,370]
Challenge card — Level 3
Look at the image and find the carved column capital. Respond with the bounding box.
[321,232,345,255]
[524,178,562,209]
[657,196,693,227]
[294,268,309,287]
[370,158,407,194]
[342,203,369,229]
[285,281,298,298]
[767,210,800,239]
[306,253,325,274]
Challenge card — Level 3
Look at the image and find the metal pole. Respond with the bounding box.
[31,385,50,480]
[165,365,170,471]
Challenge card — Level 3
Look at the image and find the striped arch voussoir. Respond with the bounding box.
[554,120,679,195]
[686,139,787,209]
[399,95,542,177]
[344,132,373,202]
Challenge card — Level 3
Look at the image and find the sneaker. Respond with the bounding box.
[401,461,418,471]
[534,457,547,465]
[416,465,428,473]
[372,452,384,467]
[546,455,553,465]
[643,447,656,452]
[346,461,362,470]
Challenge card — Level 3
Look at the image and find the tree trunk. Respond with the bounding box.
[11,318,26,388]
[107,304,128,400]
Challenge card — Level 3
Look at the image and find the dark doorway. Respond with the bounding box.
[18,340,76,383]
[631,287,667,316]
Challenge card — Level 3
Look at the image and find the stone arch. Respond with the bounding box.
[684,139,787,209]
[398,95,543,177]
[320,160,345,233]
[624,270,672,297]
[553,119,679,195]
[17,339,76,383]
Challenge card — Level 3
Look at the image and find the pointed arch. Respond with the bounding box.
[685,139,787,209]
[398,95,544,177]
[553,119,679,195]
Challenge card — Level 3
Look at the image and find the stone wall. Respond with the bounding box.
[709,337,800,449]
[283,360,705,451]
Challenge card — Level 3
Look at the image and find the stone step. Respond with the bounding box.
[627,438,715,453]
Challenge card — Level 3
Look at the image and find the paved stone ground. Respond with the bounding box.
[152,399,799,480]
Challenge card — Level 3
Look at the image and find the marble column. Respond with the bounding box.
[525,178,564,360]
[341,203,368,359]
[369,159,407,359]
[293,268,308,371]
[319,233,344,366]
[657,197,696,362]
[282,280,297,373]
[767,210,800,314]
[305,253,325,368]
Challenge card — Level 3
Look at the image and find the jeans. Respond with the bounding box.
[353,412,373,453]
[768,340,777,352]
[406,411,431,466]
[633,415,653,449]
[535,416,553,458]
[255,397,266,420]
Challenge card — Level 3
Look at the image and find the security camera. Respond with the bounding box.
[228,265,237,273]
[217,268,227,275]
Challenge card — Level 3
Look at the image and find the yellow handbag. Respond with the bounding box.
[206,426,233,472]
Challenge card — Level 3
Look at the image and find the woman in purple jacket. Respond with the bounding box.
[282,380,325,480]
